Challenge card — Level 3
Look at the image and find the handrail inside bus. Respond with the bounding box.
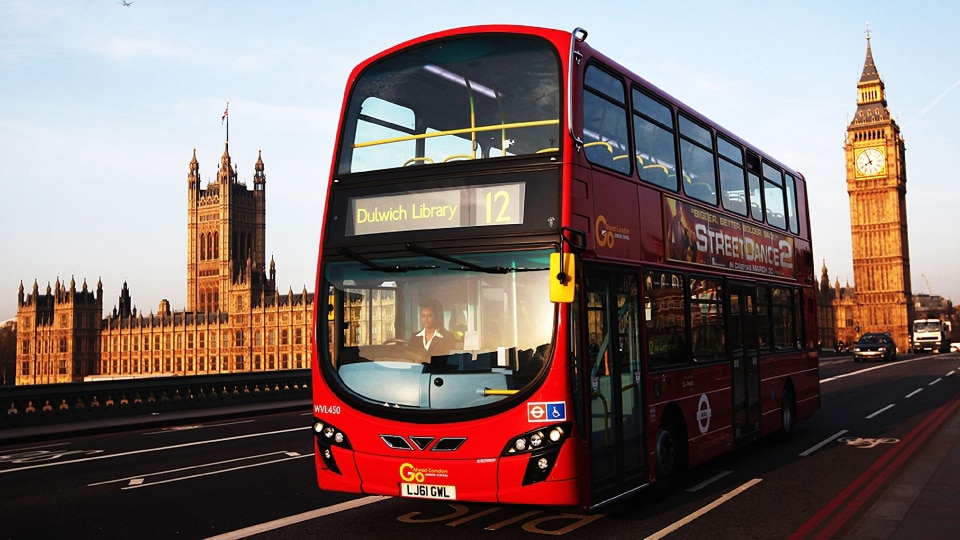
[482,388,518,396]
[353,119,560,149]
[568,27,588,151]
[403,157,434,167]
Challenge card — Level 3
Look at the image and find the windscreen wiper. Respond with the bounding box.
[338,247,438,273]
[404,243,546,274]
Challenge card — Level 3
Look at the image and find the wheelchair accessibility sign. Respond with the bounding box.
[528,401,567,423]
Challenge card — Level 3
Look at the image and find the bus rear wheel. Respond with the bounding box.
[778,385,797,443]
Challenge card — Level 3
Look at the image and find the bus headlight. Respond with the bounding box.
[502,423,568,456]
[530,432,543,448]
[501,423,570,486]
[313,417,352,475]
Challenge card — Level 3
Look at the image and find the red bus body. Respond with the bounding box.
[312,25,819,510]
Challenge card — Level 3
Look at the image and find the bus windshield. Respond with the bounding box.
[336,34,561,174]
[322,249,554,410]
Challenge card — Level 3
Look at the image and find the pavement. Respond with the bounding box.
[844,402,960,539]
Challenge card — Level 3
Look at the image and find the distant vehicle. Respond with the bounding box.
[951,343,960,353]
[912,319,951,353]
[853,333,897,362]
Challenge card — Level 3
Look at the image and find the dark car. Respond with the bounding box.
[853,333,897,362]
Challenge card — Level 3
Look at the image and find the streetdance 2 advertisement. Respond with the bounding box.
[663,196,795,279]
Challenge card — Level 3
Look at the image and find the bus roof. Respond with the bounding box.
[340,24,804,181]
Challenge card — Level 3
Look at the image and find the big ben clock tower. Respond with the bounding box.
[844,26,913,350]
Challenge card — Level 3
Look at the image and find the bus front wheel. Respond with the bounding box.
[654,415,686,492]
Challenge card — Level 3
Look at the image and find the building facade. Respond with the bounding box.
[15,142,314,385]
[819,29,914,351]
[15,278,103,384]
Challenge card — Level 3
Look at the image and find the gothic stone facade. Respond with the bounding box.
[16,143,314,384]
[819,30,914,351]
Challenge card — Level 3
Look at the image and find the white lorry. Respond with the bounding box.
[912,319,951,353]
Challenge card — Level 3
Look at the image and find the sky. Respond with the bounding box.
[2,1,959,322]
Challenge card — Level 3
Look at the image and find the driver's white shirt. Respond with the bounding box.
[415,328,445,351]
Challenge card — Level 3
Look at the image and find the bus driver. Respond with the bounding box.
[411,300,453,357]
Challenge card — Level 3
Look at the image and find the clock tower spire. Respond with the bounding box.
[843,25,913,350]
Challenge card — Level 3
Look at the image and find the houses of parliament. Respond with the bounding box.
[15,140,315,385]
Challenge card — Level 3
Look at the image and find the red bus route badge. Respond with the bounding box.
[528,401,567,423]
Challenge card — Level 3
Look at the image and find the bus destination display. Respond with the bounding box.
[347,183,525,236]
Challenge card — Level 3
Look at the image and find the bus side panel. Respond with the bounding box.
[794,353,821,421]
[758,352,820,435]
[646,363,735,470]
[638,187,666,263]
[684,387,735,468]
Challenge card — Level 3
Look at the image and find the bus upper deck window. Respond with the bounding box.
[337,35,561,175]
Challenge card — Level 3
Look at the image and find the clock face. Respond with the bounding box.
[856,148,885,175]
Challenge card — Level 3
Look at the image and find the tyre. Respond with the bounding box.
[654,415,687,492]
[778,385,797,443]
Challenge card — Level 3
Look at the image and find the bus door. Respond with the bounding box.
[729,282,761,443]
[583,267,646,500]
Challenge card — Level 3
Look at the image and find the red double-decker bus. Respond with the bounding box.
[311,25,819,510]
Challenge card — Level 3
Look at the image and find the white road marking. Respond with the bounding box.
[820,356,929,384]
[0,426,305,475]
[686,470,732,492]
[204,496,390,540]
[118,453,310,490]
[865,404,895,419]
[143,420,255,435]
[88,450,306,488]
[645,478,762,540]
[800,429,848,457]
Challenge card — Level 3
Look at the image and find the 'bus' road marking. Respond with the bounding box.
[799,430,848,457]
[866,404,895,419]
[0,426,306,475]
[645,478,762,540]
[204,496,390,540]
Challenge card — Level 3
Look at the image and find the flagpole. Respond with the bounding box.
[222,101,230,143]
